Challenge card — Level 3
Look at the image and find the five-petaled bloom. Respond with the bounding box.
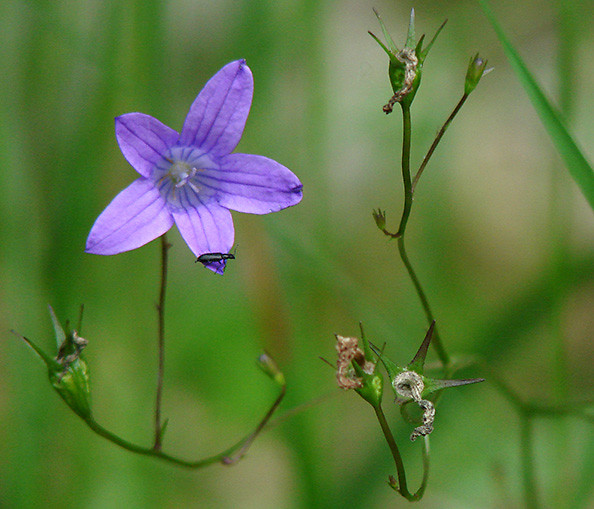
[86,60,303,274]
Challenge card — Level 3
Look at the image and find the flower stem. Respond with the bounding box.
[154,233,171,451]
[396,103,450,367]
[520,413,539,509]
[374,403,429,501]
[396,104,413,238]
[79,342,287,468]
[221,383,287,464]
[396,236,448,366]
[374,404,408,494]
[411,93,469,192]
[82,377,285,469]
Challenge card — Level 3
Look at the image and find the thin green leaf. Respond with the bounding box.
[480,0,594,212]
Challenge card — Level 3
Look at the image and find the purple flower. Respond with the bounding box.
[86,60,303,274]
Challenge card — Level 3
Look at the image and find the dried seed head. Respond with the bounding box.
[393,370,424,399]
[393,370,435,441]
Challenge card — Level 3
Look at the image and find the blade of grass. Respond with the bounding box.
[479,0,594,212]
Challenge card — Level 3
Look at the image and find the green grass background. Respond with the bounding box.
[1,0,593,507]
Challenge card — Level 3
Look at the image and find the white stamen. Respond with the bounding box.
[174,166,198,188]
[188,181,201,194]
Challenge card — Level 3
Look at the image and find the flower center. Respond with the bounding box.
[166,160,201,193]
[152,146,217,209]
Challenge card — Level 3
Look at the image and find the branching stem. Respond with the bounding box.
[411,93,469,192]
[81,374,285,469]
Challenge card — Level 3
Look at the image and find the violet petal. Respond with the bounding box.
[170,193,234,273]
[86,178,173,254]
[179,60,253,157]
[115,113,179,178]
[204,153,303,214]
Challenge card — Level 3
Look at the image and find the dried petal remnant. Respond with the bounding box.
[335,335,375,389]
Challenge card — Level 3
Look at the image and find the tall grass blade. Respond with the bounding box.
[480,0,594,212]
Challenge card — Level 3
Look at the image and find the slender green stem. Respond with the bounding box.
[154,233,171,451]
[396,103,450,367]
[396,236,448,366]
[222,384,287,464]
[84,413,253,469]
[85,416,210,467]
[374,404,408,495]
[420,435,430,497]
[374,403,429,501]
[520,413,539,509]
[411,93,469,192]
[80,370,286,468]
[396,105,413,238]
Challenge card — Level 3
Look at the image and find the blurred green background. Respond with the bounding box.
[1,0,593,507]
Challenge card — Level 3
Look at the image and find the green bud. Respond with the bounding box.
[51,352,92,419]
[257,352,285,387]
[355,367,384,409]
[12,306,92,420]
[465,54,489,95]
[372,208,387,230]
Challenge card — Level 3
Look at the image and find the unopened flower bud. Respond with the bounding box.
[51,351,91,419]
[372,208,387,230]
[465,54,490,95]
[257,352,285,387]
[12,307,92,420]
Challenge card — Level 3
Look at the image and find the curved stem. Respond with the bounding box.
[84,412,257,469]
[374,404,407,491]
[81,372,286,468]
[154,233,171,451]
[374,403,429,501]
[222,384,287,464]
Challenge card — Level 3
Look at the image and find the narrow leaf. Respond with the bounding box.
[480,0,594,211]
